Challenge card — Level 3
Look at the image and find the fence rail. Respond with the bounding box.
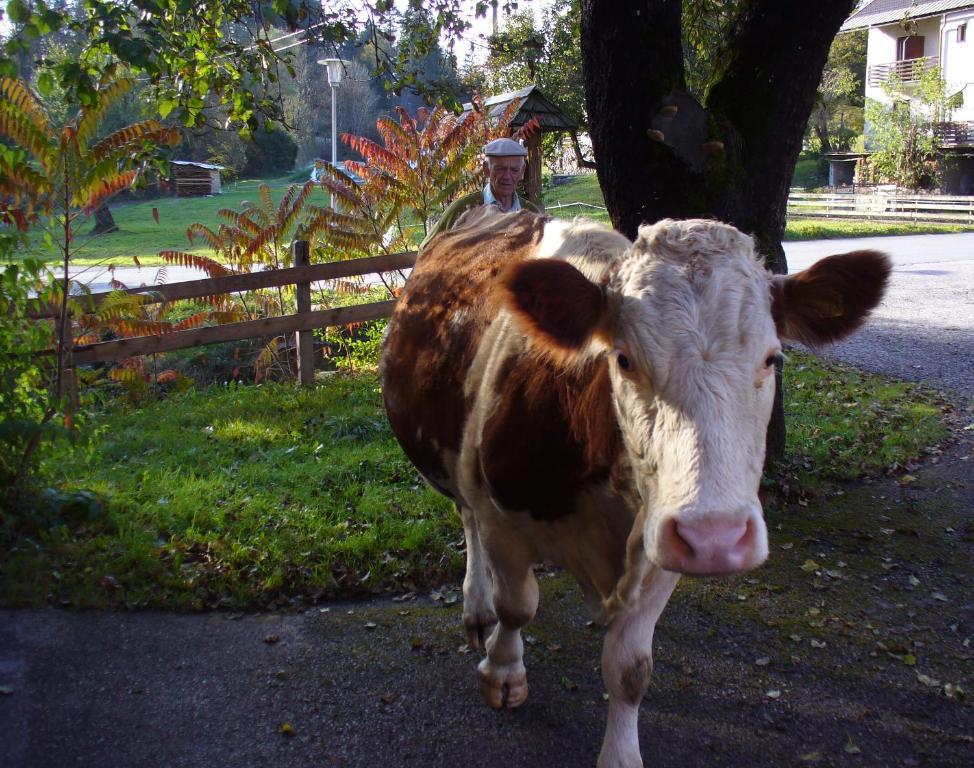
[933,121,974,147]
[787,192,974,224]
[45,246,417,387]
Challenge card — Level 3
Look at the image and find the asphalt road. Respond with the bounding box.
[783,233,974,399]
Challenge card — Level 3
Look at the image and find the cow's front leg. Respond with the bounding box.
[460,505,497,650]
[477,532,538,709]
[598,567,680,768]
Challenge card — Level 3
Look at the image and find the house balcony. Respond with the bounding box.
[933,121,974,147]
[867,56,939,87]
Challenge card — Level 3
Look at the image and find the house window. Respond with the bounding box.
[897,35,925,60]
[959,23,968,43]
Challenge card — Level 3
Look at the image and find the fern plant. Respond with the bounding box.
[339,105,478,238]
[171,181,339,381]
[0,73,179,504]
[75,279,246,400]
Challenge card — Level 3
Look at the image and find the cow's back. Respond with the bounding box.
[380,208,548,495]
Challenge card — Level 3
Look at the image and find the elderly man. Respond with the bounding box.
[421,137,539,248]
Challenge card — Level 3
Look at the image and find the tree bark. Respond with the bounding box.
[580,0,857,460]
[814,102,834,155]
[90,204,119,235]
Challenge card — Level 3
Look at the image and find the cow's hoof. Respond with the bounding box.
[463,612,497,651]
[477,661,528,709]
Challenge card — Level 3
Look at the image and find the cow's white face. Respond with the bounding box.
[502,216,890,579]
[608,220,776,575]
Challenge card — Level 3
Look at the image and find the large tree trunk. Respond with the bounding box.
[580,0,856,460]
[90,204,119,235]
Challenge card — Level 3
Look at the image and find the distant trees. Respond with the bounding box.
[808,30,867,154]
[291,54,381,169]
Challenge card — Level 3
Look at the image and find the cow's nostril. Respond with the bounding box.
[664,517,695,561]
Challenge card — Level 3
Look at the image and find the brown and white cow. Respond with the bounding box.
[380,207,889,768]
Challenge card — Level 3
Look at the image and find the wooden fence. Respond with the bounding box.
[33,244,417,387]
[787,192,974,224]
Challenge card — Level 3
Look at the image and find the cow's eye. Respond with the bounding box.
[764,352,783,369]
[617,352,631,371]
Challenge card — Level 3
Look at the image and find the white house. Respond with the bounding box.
[842,0,974,191]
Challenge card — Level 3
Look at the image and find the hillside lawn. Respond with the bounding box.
[53,173,974,269]
[0,351,950,610]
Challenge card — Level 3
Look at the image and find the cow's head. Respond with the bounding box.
[503,218,890,577]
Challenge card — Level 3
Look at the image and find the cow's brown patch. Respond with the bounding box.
[620,655,653,705]
[479,351,621,522]
[381,209,549,484]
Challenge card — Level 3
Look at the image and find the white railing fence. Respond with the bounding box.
[787,191,974,224]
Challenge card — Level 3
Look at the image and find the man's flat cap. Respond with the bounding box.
[484,137,528,157]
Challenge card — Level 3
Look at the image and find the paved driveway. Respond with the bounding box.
[784,233,974,399]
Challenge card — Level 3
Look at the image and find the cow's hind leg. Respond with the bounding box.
[477,531,538,709]
[598,567,680,768]
[460,505,497,650]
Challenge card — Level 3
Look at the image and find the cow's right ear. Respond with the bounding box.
[502,259,609,351]
[771,250,890,348]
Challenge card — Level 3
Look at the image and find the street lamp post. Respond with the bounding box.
[317,58,344,209]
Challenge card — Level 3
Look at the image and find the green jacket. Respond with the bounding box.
[420,190,540,250]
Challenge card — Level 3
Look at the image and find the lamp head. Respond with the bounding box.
[317,58,344,86]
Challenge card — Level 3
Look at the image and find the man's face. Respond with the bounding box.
[485,156,526,200]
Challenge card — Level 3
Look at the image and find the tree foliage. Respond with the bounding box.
[463,1,590,166]
[0,0,512,132]
[865,65,960,189]
[808,30,866,153]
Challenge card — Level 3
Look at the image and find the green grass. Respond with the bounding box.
[53,176,311,268]
[0,352,949,610]
[791,155,828,189]
[545,175,974,239]
[782,218,974,240]
[544,173,610,223]
[782,351,948,485]
[2,372,459,609]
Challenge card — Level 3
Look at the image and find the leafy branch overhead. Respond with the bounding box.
[1,0,516,131]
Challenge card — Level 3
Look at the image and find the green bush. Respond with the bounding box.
[0,241,63,511]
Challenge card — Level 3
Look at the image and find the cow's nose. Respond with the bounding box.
[662,513,765,575]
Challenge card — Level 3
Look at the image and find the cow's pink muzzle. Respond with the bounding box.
[659,511,767,576]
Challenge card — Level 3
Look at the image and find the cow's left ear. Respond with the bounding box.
[771,250,891,347]
[502,259,609,351]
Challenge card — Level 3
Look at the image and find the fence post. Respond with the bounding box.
[292,239,315,387]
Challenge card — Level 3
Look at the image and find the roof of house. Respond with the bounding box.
[842,0,974,31]
[460,85,577,132]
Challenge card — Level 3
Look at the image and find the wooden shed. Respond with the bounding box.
[462,85,577,209]
[171,160,224,196]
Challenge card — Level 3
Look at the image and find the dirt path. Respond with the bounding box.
[2,416,972,768]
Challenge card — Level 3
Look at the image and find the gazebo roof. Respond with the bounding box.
[461,85,577,132]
